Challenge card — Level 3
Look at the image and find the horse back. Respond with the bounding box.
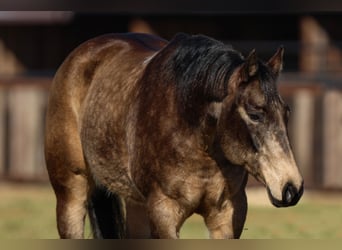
[52,33,167,117]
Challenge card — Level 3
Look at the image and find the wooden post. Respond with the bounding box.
[128,18,156,34]
[300,16,342,73]
[36,90,49,179]
[322,90,342,188]
[299,16,329,73]
[291,90,315,187]
[0,89,5,177]
[7,87,47,180]
[0,39,25,75]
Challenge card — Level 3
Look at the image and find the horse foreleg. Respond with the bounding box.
[146,190,186,239]
[54,175,88,239]
[203,203,235,239]
[231,188,248,238]
[203,189,247,239]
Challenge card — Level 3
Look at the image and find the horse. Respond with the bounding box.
[44,32,304,239]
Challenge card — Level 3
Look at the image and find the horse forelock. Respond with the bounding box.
[256,62,282,106]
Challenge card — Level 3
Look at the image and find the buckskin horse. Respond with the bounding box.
[45,32,304,239]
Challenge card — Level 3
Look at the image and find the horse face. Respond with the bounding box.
[218,48,303,207]
[236,80,303,207]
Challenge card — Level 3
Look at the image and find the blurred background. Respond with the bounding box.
[0,7,342,238]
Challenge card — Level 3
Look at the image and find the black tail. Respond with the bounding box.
[88,187,126,238]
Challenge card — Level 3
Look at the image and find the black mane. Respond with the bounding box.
[169,33,244,102]
[157,33,244,124]
[145,33,279,125]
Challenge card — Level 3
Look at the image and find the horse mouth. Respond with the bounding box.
[266,184,304,208]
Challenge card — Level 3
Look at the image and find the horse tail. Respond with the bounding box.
[88,187,126,238]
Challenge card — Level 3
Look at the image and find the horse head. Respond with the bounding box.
[213,47,304,207]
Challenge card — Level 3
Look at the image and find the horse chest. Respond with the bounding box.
[190,163,244,205]
[155,163,224,207]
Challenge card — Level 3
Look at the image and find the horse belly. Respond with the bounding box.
[79,59,147,203]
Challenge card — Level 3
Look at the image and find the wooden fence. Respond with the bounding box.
[0,75,342,189]
[0,77,50,181]
[279,76,342,189]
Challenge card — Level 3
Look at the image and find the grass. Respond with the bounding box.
[181,190,342,239]
[0,182,341,239]
[0,182,57,238]
[180,204,342,239]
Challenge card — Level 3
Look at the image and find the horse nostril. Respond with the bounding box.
[283,183,296,204]
[285,187,293,203]
[269,182,303,207]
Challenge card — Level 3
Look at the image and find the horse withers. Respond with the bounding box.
[44,32,303,239]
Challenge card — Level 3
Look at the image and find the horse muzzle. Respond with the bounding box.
[267,182,304,207]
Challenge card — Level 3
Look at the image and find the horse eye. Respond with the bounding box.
[247,112,263,122]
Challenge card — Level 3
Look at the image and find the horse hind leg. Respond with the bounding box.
[54,175,88,239]
[45,116,89,238]
[45,145,89,238]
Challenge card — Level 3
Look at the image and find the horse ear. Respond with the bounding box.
[227,49,258,99]
[240,49,258,82]
[267,46,284,75]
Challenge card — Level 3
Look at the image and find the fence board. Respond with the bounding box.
[291,90,315,187]
[0,75,342,189]
[323,91,342,188]
[0,89,5,177]
[7,87,47,180]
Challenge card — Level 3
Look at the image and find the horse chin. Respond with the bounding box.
[266,187,286,207]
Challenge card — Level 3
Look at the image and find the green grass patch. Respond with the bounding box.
[181,201,342,239]
[0,183,341,239]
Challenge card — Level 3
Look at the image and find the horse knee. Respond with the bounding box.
[146,194,185,239]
